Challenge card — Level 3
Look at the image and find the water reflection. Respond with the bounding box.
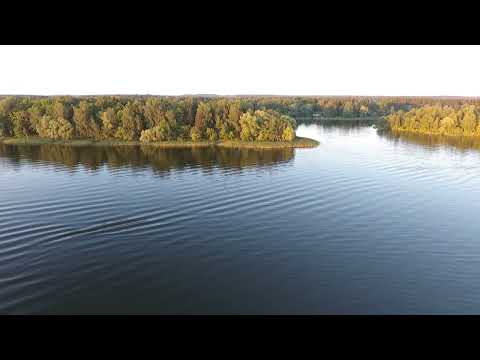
[379,130,480,152]
[0,143,295,174]
[3,123,480,314]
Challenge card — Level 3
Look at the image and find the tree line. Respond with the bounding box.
[0,95,430,143]
[4,95,480,142]
[241,96,414,118]
[385,104,480,136]
[0,96,297,142]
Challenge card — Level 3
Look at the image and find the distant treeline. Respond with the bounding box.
[3,95,480,142]
[384,104,480,136]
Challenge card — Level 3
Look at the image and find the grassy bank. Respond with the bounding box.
[387,127,480,138]
[0,136,319,149]
[0,137,216,148]
[217,137,319,149]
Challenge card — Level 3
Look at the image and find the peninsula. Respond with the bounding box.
[0,96,319,149]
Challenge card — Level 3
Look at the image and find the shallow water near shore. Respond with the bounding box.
[1,122,480,314]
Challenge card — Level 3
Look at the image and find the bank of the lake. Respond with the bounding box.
[0,136,319,149]
[384,127,480,138]
[310,116,380,122]
[216,137,319,149]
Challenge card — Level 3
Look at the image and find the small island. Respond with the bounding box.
[0,96,318,149]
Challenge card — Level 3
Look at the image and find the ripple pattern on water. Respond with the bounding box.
[1,126,480,314]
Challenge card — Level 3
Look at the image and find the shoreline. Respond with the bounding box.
[0,136,319,149]
[299,116,380,121]
[388,128,480,138]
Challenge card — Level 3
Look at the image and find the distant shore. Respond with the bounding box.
[298,116,380,121]
[0,136,319,149]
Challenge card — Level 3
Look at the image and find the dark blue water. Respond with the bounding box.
[1,123,480,314]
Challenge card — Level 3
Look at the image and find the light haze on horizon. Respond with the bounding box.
[1,45,480,97]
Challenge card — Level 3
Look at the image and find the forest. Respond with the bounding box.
[384,104,480,136]
[0,95,424,142]
[0,96,298,143]
[3,95,480,143]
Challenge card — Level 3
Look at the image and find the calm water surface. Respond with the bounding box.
[1,123,480,314]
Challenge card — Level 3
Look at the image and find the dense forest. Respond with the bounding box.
[0,95,426,143]
[0,96,298,143]
[384,104,480,136]
[3,95,480,142]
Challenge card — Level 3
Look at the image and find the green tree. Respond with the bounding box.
[239,111,260,141]
[143,98,165,128]
[100,108,119,139]
[190,127,202,142]
[73,101,100,139]
[37,116,74,140]
[205,128,218,141]
[11,110,35,137]
[460,106,477,135]
[115,101,144,141]
[140,119,176,142]
[194,102,213,134]
[0,97,18,136]
[53,101,73,120]
[282,126,295,141]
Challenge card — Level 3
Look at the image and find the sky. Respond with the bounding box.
[1,45,480,97]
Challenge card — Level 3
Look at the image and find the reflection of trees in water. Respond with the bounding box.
[0,143,294,174]
[140,146,294,172]
[379,130,480,151]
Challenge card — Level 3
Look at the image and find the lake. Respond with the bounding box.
[1,122,480,314]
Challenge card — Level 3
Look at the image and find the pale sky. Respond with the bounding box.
[1,45,480,97]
